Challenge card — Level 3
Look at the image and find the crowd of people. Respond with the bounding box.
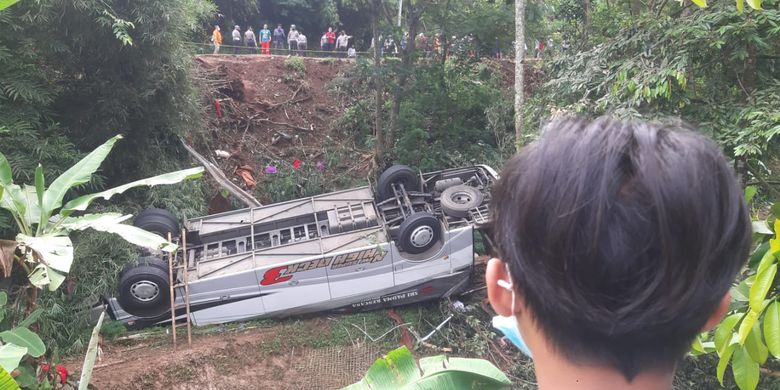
[210,23,355,57]
[209,23,558,61]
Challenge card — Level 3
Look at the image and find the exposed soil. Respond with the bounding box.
[192,55,370,206]
[79,317,385,389]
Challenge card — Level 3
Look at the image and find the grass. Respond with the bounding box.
[283,56,306,76]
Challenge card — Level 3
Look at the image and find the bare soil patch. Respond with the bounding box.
[81,317,384,389]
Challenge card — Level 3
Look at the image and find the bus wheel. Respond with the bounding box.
[398,212,442,254]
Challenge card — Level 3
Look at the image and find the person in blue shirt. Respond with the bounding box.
[259,24,272,55]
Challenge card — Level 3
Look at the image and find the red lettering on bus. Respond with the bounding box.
[261,266,292,286]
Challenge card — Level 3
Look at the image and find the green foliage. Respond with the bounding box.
[392,60,512,170]
[99,319,128,342]
[341,56,512,170]
[0,0,19,11]
[699,192,780,390]
[255,163,324,203]
[213,0,339,39]
[0,291,45,377]
[0,135,203,291]
[36,228,137,356]
[284,56,307,76]
[540,1,780,166]
[0,0,215,186]
[343,346,511,390]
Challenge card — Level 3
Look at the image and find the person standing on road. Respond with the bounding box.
[211,25,222,54]
[297,31,307,56]
[335,31,351,57]
[244,27,257,54]
[273,24,285,53]
[232,25,241,54]
[324,27,336,55]
[259,24,271,55]
[287,24,299,55]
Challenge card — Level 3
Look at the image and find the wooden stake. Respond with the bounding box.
[182,228,193,348]
[168,232,177,350]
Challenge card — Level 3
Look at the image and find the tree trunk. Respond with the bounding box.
[388,3,421,152]
[373,0,385,166]
[514,0,526,151]
[583,0,591,42]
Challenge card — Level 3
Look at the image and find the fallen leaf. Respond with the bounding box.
[235,165,257,190]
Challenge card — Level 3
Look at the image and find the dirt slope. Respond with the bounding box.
[192,55,368,205]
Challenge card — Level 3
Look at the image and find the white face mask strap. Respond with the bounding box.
[496,263,516,314]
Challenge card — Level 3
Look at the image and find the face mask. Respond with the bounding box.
[492,264,533,358]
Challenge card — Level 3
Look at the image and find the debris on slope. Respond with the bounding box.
[191,55,367,203]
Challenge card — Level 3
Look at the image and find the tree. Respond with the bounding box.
[0,0,214,187]
[372,0,386,166]
[514,0,527,151]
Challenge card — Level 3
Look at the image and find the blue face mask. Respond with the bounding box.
[492,264,533,358]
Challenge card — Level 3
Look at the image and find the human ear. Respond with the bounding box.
[702,293,732,332]
[486,258,515,317]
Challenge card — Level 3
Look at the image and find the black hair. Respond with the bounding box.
[491,117,750,380]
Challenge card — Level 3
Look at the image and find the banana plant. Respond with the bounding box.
[0,134,204,291]
[343,346,511,389]
[0,291,44,379]
[0,0,20,12]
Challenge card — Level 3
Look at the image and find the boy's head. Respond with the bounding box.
[487,117,750,380]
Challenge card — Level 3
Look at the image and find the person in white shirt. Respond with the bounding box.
[244,27,257,54]
[232,25,241,54]
[297,32,307,56]
[287,24,299,55]
[335,31,351,57]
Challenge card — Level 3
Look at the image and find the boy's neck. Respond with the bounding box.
[520,316,674,390]
[533,353,674,390]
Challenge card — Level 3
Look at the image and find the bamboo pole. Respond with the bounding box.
[167,232,177,350]
[182,228,192,348]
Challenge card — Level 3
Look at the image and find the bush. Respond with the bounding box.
[284,56,306,76]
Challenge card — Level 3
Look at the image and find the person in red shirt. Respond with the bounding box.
[324,27,336,56]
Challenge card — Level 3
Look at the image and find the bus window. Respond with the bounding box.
[223,240,237,255]
[307,224,318,238]
[254,234,271,249]
[293,226,306,241]
[192,247,204,262]
[206,243,219,259]
[280,229,292,245]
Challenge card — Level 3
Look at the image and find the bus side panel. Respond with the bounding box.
[327,243,394,300]
[188,270,266,325]
[257,262,331,314]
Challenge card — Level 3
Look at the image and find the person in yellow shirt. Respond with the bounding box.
[212,25,222,54]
